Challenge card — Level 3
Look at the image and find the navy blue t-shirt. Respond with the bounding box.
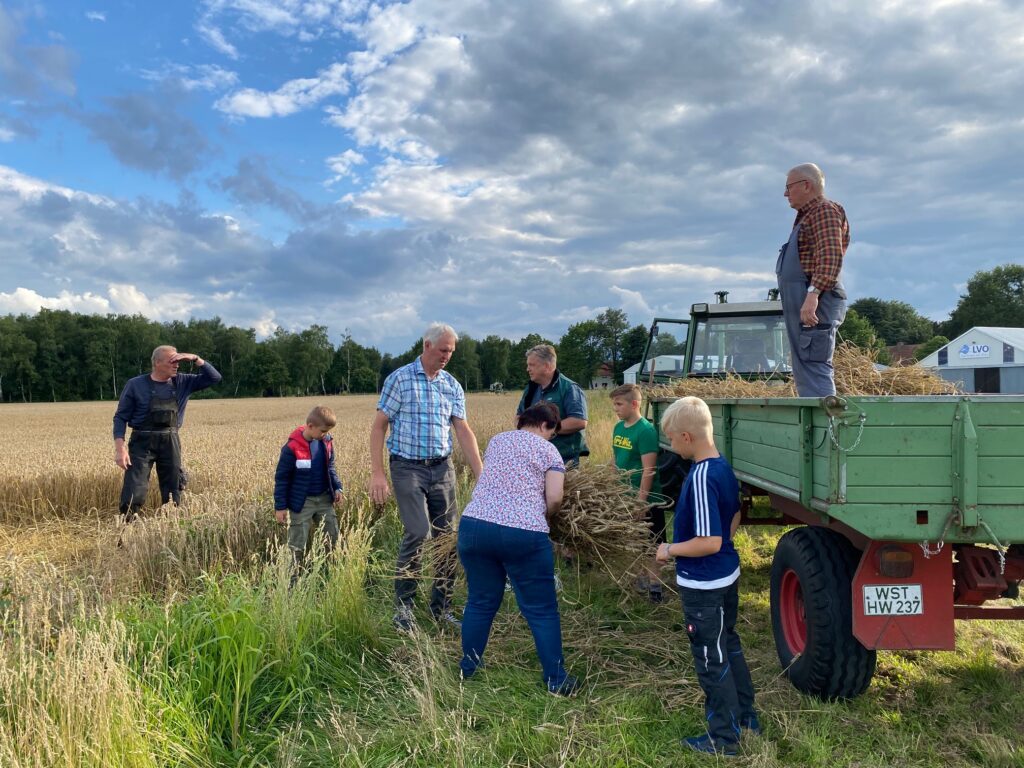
[673,456,741,589]
[306,439,328,496]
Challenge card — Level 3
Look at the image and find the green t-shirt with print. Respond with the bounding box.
[612,417,662,496]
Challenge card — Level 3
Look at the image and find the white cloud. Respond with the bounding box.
[0,286,111,315]
[85,10,106,22]
[198,21,238,59]
[0,127,14,142]
[215,62,349,117]
[326,148,366,182]
[139,63,239,91]
[107,283,195,319]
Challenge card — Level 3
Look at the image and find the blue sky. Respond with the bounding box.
[2,0,1023,352]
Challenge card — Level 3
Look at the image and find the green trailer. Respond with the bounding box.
[649,393,1024,699]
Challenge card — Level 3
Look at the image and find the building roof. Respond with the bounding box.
[887,342,922,365]
[973,327,1024,348]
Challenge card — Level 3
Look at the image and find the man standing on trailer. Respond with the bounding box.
[776,162,850,397]
[113,345,222,520]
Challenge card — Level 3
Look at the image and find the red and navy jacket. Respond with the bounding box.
[274,426,343,513]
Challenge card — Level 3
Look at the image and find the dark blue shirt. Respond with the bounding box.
[306,439,327,496]
[112,363,223,439]
[673,456,741,589]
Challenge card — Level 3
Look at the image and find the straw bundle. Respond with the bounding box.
[550,464,659,566]
[645,342,959,399]
[422,464,660,587]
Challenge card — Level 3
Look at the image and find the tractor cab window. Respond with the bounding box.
[689,316,791,375]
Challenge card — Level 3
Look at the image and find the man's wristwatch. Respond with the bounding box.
[806,285,820,295]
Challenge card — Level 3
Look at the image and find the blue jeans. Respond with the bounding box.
[457,515,569,688]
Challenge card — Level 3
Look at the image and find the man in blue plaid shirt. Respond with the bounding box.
[370,323,484,631]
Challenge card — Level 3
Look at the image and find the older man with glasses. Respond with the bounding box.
[776,163,850,397]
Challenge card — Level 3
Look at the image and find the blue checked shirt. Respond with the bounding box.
[377,357,467,460]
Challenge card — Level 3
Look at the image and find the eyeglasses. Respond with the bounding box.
[785,180,808,191]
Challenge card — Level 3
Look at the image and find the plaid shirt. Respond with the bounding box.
[794,196,850,292]
[377,357,467,460]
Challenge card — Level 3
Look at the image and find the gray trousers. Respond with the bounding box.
[391,457,457,615]
[780,285,847,398]
[287,491,339,567]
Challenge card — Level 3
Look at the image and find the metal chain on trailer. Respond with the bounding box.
[921,511,956,558]
[826,411,867,453]
[978,518,1008,575]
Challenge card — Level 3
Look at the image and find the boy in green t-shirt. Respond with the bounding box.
[609,384,666,602]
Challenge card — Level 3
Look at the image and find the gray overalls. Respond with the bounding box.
[776,223,847,397]
[118,379,183,520]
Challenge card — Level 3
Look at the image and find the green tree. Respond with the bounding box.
[619,324,649,375]
[839,309,890,363]
[595,308,630,378]
[913,335,950,362]
[447,335,481,391]
[557,320,604,386]
[479,335,511,388]
[849,298,935,345]
[945,264,1024,337]
[0,316,37,402]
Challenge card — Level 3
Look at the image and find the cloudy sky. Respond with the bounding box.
[1,0,1022,351]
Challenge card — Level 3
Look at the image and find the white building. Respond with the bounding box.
[917,327,1024,393]
[622,355,687,384]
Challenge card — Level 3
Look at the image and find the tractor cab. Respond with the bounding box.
[637,290,789,384]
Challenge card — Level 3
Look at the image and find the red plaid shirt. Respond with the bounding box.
[794,196,849,292]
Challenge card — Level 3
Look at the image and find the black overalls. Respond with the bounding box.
[118,379,183,519]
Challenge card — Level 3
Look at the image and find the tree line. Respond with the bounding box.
[1,265,1020,403]
[0,307,650,403]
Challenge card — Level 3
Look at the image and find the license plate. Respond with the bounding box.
[863,584,923,616]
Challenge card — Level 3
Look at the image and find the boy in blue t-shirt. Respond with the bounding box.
[655,396,759,756]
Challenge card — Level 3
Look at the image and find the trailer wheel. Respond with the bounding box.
[656,449,691,507]
[770,526,876,700]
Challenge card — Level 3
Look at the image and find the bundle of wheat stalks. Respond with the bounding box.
[424,464,658,586]
[646,342,959,399]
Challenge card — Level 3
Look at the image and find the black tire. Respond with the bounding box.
[769,526,876,700]
[656,449,691,507]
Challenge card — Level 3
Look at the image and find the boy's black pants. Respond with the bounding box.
[679,580,757,746]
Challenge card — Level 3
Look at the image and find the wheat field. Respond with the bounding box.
[1,392,613,575]
[1,394,1022,768]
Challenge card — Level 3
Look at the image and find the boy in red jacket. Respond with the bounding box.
[274,405,344,570]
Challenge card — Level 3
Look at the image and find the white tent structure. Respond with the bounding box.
[917,327,1024,393]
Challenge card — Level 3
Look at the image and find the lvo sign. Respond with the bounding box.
[959,342,991,359]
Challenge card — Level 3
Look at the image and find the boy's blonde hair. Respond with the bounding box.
[660,396,713,441]
[306,405,337,429]
[609,383,642,403]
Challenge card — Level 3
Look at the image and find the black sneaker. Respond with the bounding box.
[431,610,462,629]
[393,606,416,633]
[547,675,580,696]
[683,734,737,756]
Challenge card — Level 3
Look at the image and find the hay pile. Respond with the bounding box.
[423,464,659,588]
[646,342,959,399]
[550,463,659,566]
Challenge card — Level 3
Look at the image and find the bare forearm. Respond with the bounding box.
[559,417,587,436]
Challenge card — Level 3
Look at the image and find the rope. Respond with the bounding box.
[978,518,1008,576]
[921,511,956,559]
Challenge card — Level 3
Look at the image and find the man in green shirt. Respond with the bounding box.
[610,383,666,602]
